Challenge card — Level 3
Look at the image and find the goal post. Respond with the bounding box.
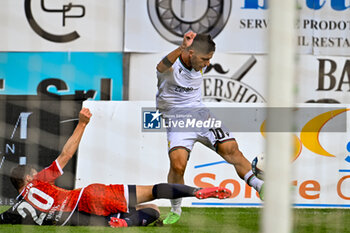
[264,0,297,233]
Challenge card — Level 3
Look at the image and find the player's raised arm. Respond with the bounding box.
[56,108,92,170]
[156,31,196,73]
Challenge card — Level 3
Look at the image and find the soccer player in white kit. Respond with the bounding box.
[156,32,265,224]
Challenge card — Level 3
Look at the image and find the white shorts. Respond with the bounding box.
[166,126,235,154]
[162,107,235,154]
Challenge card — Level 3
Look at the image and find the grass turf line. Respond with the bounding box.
[1,206,350,233]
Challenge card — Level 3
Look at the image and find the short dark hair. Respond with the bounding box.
[10,165,35,191]
[189,34,216,54]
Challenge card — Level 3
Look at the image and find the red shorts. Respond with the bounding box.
[77,184,129,216]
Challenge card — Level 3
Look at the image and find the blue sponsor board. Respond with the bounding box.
[0,52,123,100]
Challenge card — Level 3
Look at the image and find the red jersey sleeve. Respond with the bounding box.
[34,160,63,184]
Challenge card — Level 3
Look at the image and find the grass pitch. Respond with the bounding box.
[0,206,350,233]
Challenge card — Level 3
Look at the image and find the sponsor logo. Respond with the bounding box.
[175,85,194,93]
[303,58,350,104]
[142,109,223,130]
[241,1,350,53]
[24,0,85,42]
[242,0,350,11]
[143,110,162,129]
[164,117,222,129]
[316,59,350,91]
[203,56,265,102]
[147,0,231,44]
[193,169,350,204]
[0,78,97,100]
[192,109,350,205]
[257,108,349,161]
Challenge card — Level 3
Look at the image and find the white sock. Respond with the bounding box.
[244,170,264,192]
[170,198,182,215]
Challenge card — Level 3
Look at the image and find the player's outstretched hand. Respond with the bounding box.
[79,108,92,126]
[181,31,197,49]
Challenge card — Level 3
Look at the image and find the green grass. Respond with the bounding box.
[293,208,350,233]
[0,206,350,233]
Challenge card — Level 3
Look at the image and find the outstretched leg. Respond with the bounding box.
[135,183,231,203]
[217,140,264,199]
[112,184,231,228]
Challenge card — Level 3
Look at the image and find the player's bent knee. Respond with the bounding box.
[217,140,239,157]
[170,163,186,176]
[126,208,160,226]
[169,157,187,175]
[138,208,160,226]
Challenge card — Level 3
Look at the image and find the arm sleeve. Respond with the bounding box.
[34,160,64,184]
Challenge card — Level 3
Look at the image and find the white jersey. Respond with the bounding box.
[156,57,234,152]
[156,57,206,111]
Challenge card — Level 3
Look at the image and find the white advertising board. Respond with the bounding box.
[128,53,350,104]
[0,0,123,51]
[125,0,350,55]
[76,101,350,208]
[296,55,350,104]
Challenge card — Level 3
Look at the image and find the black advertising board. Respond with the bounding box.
[0,95,85,205]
